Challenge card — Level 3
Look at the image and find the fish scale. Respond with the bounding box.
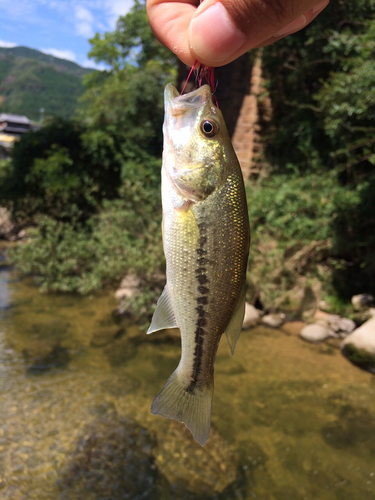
[148,83,250,445]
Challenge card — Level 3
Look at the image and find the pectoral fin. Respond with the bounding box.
[147,286,178,334]
[225,283,246,355]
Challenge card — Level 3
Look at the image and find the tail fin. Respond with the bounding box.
[151,369,214,446]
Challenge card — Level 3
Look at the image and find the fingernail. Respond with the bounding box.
[313,1,329,15]
[189,2,246,64]
[273,14,307,37]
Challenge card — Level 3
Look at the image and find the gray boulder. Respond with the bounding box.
[341,316,375,372]
[300,322,333,343]
[351,294,374,311]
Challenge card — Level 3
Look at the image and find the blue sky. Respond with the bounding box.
[0,0,136,69]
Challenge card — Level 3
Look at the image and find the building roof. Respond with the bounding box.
[0,113,31,125]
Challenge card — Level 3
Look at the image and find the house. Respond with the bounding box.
[0,113,33,158]
[0,113,32,136]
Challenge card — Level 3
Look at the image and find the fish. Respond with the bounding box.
[148,83,250,446]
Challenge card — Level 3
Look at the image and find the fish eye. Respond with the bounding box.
[200,119,219,138]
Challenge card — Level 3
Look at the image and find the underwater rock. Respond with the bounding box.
[300,322,333,343]
[154,420,238,496]
[22,341,70,373]
[242,303,261,329]
[59,416,156,500]
[341,316,375,372]
[90,324,124,347]
[103,336,137,366]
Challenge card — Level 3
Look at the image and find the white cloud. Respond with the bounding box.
[41,48,77,62]
[105,0,134,29]
[80,57,107,71]
[0,39,17,48]
[75,5,95,38]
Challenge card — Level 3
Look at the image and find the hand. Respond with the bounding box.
[147,0,329,67]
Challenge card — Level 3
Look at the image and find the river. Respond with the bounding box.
[0,262,375,499]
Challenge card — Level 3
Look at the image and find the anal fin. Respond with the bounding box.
[147,286,178,334]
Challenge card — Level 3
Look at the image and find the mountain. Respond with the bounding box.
[0,46,95,122]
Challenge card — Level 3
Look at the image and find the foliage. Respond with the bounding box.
[262,0,375,174]
[0,118,121,223]
[0,158,11,184]
[9,156,164,319]
[314,21,375,181]
[0,47,91,121]
[80,0,176,159]
[258,0,375,303]
[246,172,375,307]
[4,1,171,322]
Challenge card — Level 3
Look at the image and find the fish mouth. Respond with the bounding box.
[164,84,214,115]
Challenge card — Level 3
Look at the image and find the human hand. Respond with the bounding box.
[146,0,329,67]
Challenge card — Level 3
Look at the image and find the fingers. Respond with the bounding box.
[147,0,329,67]
[147,1,199,65]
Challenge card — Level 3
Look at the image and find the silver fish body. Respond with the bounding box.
[148,84,250,446]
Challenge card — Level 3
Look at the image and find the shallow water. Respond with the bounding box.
[1,264,375,499]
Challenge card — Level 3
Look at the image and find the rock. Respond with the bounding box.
[242,303,261,329]
[115,273,140,300]
[154,421,238,496]
[337,317,356,334]
[326,314,342,332]
[22,341,70,373]
[300,323,333,343]
[318,299,331,312]
[262,313,285,328]
[342,316,375,354]
[103,336,137,366]
[351,294,374,311]
[59,416,156,500]
[90,324,124,347]
[299,286,317,320]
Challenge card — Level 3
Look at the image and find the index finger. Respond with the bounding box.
[147,0,199,66]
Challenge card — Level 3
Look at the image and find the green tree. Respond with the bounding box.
[262,0,375,174]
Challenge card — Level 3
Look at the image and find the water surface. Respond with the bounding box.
[1,265,375,499]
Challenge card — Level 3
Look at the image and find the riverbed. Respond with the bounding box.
[1,264,375,499]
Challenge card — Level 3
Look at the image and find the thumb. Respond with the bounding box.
[188,0,329,67]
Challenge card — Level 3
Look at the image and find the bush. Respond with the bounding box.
[9,157,164,320]
[245,172,372,308]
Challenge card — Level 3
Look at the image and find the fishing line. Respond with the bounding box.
[180,0,219,107]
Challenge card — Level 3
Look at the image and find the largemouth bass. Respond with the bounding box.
[148,83,250,446]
